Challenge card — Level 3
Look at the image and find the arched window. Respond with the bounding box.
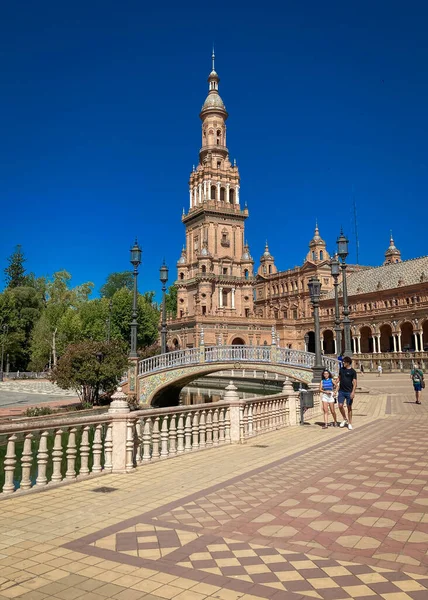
[244,269,249,280]
[220,187,225,201]
[201,265,206,273]
[320,251,324,260]
[210,185,216,200]
[179,272,184,280]
[269,265,272,274]
[229,188,235,203]
[312,251,316,261]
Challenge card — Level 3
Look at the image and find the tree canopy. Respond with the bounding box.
[100,271,133,298]
[4,245,28,288]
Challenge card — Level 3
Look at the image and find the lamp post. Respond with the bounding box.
[308,276,323,382]
[330,253,342,356]
[0,324,9,382]
[159,261,169,354]
[304,332,309,352]
[129,240,142,358]
[336,229,352,356]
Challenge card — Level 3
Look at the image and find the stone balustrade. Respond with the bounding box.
[0,382,320,497]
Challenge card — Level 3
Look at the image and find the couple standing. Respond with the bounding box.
[319,356,357,430]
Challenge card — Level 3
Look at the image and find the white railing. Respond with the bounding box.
[137,345,339,377]
[138,347,200,375]
[0,414,112,495]
[205,345,271,363]
[0,384,321,496]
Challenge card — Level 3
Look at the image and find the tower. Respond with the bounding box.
[257,242,277,276]
[306,223,329,264]
[170,52,261,348]
[384,233,401,265]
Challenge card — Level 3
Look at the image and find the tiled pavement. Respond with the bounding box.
[1,377,428,600]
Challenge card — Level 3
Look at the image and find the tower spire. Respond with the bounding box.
[212,46,215,71]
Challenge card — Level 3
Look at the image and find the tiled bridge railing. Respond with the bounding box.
[0,380,320,497]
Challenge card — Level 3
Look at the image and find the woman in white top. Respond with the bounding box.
[319,369,338,429]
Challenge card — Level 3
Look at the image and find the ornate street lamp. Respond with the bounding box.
[304,332,309,352]
[308,276,323,382]
[336,229,352,356]
[159,261,169,354]
[0,324,9,382]
[330,253,342,356]
[129,240,142,358]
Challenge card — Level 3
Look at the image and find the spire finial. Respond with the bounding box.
[212,46,215,71]
[390,229,393,243]
[315,219,319,234]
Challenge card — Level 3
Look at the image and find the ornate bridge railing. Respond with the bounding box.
[137,345,339,377]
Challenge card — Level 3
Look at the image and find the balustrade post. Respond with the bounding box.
[108,386,131,473]
[177,413,185,454]
[283,378,298,426]
[184,413,192,451]
[218,408,225,444]
[206,410,213,447]
[80,426,90,476]
[142,418,152,462]
[92,425,103,473]
[134,419,143,465]
[192,412,200,450]
[160,417,169,458]
[199,410,207,448]
[104,423,113,472]
[20,433,34,490]
[126,420,135,469]
[247,404,254,437]
[212,409,219,445]
[152,417,161,460]
[3,434,17,494]
[36,431,49,487]
[169,415,177,456]
[224,381,243,443]
[66,427,77,480]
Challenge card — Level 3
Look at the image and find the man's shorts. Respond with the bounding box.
[413,382,422,392]
[338,391,353,406]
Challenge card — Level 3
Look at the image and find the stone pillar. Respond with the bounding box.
[420,332,424,352]
[372,336,377,354]
[217,182,221,201]
[194,187,197,206]
[108,387,131,474]
[282,378,299,426]
[414,333,419,352]
[226,183,230,203]
[377,335,381,354]
[231,288,235,309]
[189,188,192,209]
[236,185,240,204]
[203,180,207,200]
[333,339,337,354]
[224,381,243,443]
[357,336,361,354]
[198,183,202,204]
[393,335,397,352]
[219,287,223,308]
[397,333,402,352]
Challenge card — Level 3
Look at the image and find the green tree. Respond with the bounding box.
[100,271,133,298]
[30,271,94,368]
[51,340,129,405]
[111,287,159,350]
[0,285,45,370]
[165,284,177,318]
[4,245,27,288]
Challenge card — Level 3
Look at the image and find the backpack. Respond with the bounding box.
[412,369,422,383]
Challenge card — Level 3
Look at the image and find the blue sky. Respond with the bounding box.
[1,1,427,297]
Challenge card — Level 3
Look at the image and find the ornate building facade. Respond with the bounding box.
[167,57,428,367]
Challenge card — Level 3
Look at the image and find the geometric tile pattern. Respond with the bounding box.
[65,412,428,598]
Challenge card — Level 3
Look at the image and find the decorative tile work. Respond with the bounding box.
[65,416,428,598]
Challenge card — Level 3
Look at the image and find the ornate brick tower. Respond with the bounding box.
[167,53,272,349]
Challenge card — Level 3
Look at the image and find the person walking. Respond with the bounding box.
[411,362,424,404]
[377,363,383,377]
[360,363,365,376]
[319,369,338,429]
[338,356,357,430]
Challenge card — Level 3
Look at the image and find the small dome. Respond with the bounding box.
[201,93,226,112]
[178,247,186,264]
[309,224,326,247]
[260,241,274,261]
[385,235,400,256]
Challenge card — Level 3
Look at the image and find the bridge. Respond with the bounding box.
[131,345,339,407]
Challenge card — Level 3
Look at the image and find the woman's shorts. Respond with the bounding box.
[414,382,422,392]
[322,393,335,403]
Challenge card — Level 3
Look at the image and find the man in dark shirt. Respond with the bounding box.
[338,356,357,430]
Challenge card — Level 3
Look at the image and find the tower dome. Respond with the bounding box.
[306,223,329,263]
[384,233,401,265]
[200,50,228,118]
[309,222,326,247]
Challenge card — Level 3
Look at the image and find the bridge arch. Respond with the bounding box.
[144,362,314,408]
